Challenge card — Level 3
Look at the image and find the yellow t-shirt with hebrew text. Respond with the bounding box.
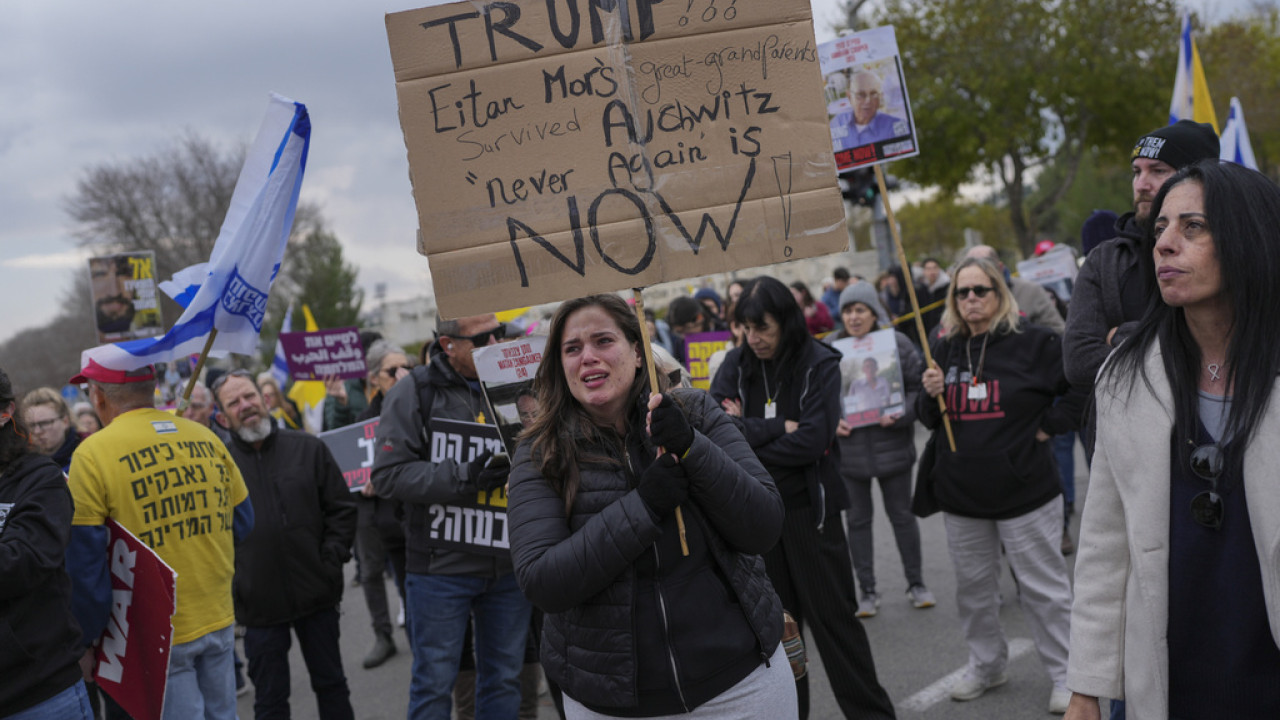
[69,408,249,645]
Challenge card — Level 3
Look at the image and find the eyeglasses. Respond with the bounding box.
[29,417,64,432]
[1189,443,1224,530]
[954,285,996,300]
[382,364,411,378]
[446,323,506,346]
[209,369,255,398]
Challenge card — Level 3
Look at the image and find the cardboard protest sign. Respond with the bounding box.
[818,26,919,171]
[426,418,509,556]
[1016,246,1078,302]
[831,328,906,428]
[89,252,165,344]
[682,330,731,390]
[95,519,178,720]
[473,336,547,455]
[278,327,368,380]
[386,0,847,318]
[318,418,381,492]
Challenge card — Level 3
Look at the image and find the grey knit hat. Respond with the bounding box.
[837,281,889,326]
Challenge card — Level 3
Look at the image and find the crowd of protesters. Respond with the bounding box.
[5,119,1278,720]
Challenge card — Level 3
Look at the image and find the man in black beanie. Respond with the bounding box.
[1060,120,1218,719]
[1064,120,1218,399]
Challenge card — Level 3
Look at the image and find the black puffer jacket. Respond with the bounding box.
[831,330,923,480]
[0,453,84,717]
[229,425,357,626]
[507,390,783,715]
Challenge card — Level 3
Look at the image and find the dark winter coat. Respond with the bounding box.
[710,337,849,522]
[1063,212,1149,389]
[371,354,512,577]
[831,330,923,480]
[228,425,356,626]
[0,453,84,716]
[507,390,784,714]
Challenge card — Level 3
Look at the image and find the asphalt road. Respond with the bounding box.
[238,427,1104,719]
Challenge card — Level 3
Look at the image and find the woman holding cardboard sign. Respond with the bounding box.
[506,294,795,718]
[918,256,1080,713]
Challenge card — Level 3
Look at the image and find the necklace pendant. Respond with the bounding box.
[1207,363,1222,382]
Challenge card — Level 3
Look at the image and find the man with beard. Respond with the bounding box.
[89,256,137,335]
[1063,121,1220,443]
[212,370,357,720]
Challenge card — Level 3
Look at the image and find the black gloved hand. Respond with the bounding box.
[474,453,510,492]
[636,452,689,518]
[465,449,496,491]
[646,394,694,457]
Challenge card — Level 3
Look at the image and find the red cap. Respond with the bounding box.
[69,358,156,386]
[1034,239,1056,257]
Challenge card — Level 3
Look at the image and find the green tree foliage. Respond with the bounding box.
[284,226,364,330]
[1199,7,1280,178]
[257,226,365,365]
[1028,147,1132,247]
[894,191,1016,263]
[875,0,1177,256]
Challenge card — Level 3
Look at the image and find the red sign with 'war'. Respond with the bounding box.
[95,518,178,720]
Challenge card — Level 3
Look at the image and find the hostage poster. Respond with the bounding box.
[817,26,919,171]
[89,252,164,344]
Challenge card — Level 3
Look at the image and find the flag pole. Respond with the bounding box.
[632,288,689,556]
[873,166,956,452]
[176,330,219,413]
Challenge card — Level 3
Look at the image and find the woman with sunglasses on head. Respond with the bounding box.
[1064,161,1280,720]
[918,256,1082,714]
[508,293,795,719]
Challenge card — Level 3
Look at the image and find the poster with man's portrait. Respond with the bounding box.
[818,26,920,171]
[473,335,547,457]
[88,252,164,344]
[831,329,906,429]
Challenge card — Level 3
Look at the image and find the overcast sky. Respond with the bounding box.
[0,0,1241,342]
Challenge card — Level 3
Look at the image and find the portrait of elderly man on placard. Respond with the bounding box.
[830,69,909,151]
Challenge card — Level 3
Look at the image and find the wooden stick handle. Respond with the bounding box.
[873,167,956,452]
[177,329,219,413]
[632,289,689,556]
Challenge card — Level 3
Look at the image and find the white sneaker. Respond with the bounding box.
[950,669,1008,701]
[1048,686,1071,714]
[855,592,880,618]
[907,584,937,609]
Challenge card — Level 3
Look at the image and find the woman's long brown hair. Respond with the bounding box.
[524,294,667,514]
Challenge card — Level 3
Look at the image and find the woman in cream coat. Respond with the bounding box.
[1066,161,1280,719]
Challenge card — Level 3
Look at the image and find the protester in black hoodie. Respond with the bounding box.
[918,257,1081,713]
[712,277,895,720]
[0,367,92,718]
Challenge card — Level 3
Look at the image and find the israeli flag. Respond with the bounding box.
[1219,97,1259,171]
[83,94,310,371]
[1168,13,1219,132]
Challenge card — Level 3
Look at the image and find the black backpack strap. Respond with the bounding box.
[411,365,436,453]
